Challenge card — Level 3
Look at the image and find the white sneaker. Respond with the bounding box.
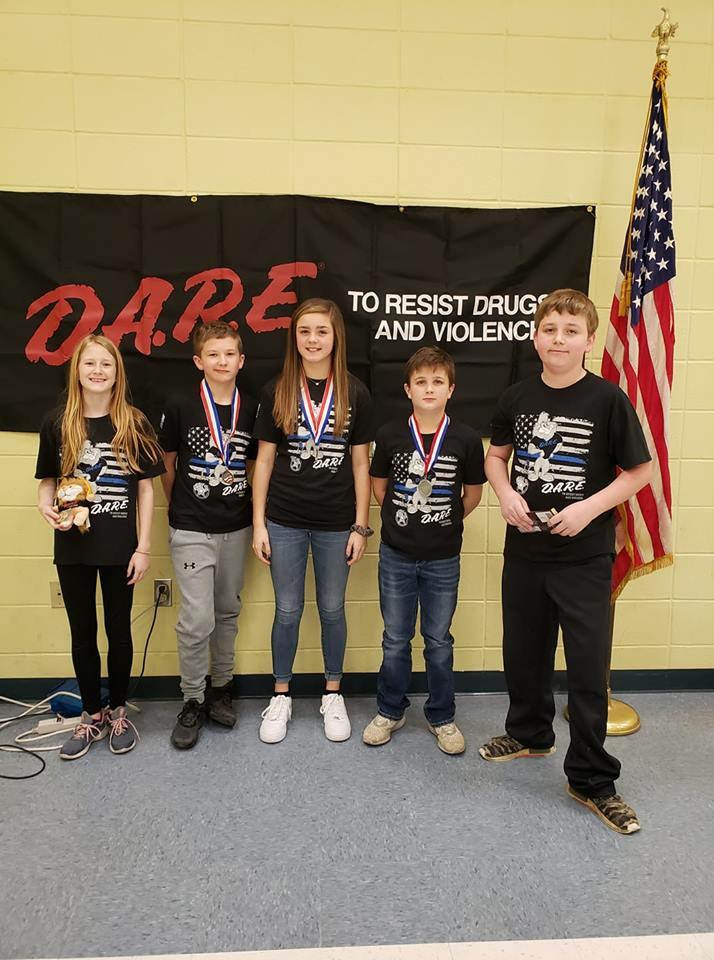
[320,693,351,742]
[259,695,292,744]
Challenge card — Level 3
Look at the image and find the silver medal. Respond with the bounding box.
[417,478,432,498]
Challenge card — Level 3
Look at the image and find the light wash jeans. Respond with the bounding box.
[267,520,351,683]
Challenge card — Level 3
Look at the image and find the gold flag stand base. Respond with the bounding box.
[605,696,641,736]
[563,691,641,737]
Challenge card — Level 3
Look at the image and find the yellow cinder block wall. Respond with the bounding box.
[1,0,713,681]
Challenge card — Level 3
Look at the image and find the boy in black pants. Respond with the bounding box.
[481,289,652,835]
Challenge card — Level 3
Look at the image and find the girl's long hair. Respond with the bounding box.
[60,334,162,476]
[273,298,350,436]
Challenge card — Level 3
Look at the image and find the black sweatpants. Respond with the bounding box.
[502,554,621,798]
[56,564,134,714]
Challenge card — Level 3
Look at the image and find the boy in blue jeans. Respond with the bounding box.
[480,289,652,834]
[364,347,485,754]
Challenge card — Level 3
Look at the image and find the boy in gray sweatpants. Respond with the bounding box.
[159,321,258,749]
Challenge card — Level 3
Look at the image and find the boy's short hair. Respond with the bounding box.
[535,289,599,336]
[191,320,243,356]
[404,346,456,385]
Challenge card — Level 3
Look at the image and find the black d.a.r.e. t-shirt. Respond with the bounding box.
[158,389,258,533]
[490,371,651,562]
[253,374,375,531]
[35,414,165,566]
[370,417,486,560]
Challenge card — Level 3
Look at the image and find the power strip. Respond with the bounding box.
[33,716,80,734]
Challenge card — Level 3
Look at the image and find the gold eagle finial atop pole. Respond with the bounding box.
[652,7,678,61]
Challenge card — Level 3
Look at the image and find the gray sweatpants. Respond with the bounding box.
[170,526,251,703]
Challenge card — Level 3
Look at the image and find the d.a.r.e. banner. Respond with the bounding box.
[0,193,594,434]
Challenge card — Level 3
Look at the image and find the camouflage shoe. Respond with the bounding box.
[479,734,555,761]
[567,786,641,835]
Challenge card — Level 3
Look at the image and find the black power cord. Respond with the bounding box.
[0,743,47,780]
[126,585,164,701]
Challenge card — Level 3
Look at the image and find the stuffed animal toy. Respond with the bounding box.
[55,476,95,534]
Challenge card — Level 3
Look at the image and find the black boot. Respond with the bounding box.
[207,681,236,728]
[171,698,205,749]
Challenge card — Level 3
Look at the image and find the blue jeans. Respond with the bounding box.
[267,520,351,683]
[377,542,460,727]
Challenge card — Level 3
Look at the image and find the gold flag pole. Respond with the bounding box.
[567,8,678,737]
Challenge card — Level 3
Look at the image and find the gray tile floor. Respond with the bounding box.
[1,692,713,958]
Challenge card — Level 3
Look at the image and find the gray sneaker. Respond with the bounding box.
[108,706,139,755]
[59,711,108,760]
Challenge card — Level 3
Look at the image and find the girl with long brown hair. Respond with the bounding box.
[252,298,374,744]
[35,335,164,760]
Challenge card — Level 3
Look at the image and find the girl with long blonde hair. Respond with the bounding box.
[36,334,164,760]
[252,298,374,744]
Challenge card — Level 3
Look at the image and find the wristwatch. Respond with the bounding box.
[350,523,374,538]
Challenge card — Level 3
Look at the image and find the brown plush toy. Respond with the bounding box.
[55,476,95,534]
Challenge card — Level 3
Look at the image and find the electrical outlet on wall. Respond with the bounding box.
[153,578,172,606]
[50,582,64,608]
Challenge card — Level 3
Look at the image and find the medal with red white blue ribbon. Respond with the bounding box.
[200,379,240,483]
[299,372,334,460]
[408,413,449,498]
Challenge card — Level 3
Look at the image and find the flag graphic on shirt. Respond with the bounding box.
[513,412,593,496]
[287,400,349,471]
[601,61,675,598]
[390,450,458,518]
[185,424,251,484]
[76,439,129,514]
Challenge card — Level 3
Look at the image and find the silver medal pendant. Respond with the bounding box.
[417,478,433,498]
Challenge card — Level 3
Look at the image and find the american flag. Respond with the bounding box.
[601,65,675,599]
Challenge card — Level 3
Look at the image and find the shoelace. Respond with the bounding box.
[262,697,289,721]
[72,719,104,742]
[110,712,139,742]
[179,702,202,725]
[320,694,345,718]
[436,724,457,735]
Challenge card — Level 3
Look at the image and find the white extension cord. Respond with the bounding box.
[0,692,140,752]
[34,716,82,734]
[0,692,83,752]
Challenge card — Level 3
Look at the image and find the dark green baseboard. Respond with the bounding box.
[1,669,712,702]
